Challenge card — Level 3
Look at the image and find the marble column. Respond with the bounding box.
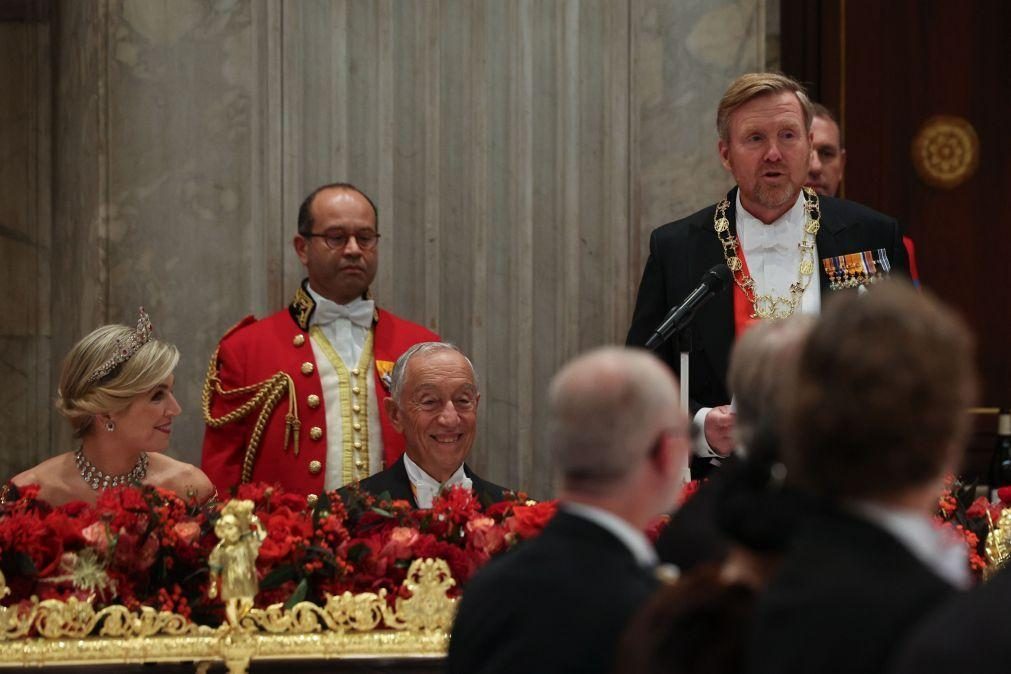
[50,0,274,462]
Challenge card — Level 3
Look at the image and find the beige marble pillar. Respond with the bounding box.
[48,0,275,462]
[0,11,52,477]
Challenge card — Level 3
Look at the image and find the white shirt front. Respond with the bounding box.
[305,285,384,490]
[403,453,472,508]
[694,191,822,460]
[735,190,821,316]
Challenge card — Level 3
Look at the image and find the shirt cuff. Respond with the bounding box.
[692,407,721,458]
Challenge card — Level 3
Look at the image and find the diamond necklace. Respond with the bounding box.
[74,447,149,491]
[713,186,821,319]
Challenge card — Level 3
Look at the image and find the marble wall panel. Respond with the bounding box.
[0,19,52,476]
[100,0,266,464]
[630,0,767,303]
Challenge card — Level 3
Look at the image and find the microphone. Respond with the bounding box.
[645,264,733,350]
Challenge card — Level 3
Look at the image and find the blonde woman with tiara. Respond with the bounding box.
[5,309,214,506]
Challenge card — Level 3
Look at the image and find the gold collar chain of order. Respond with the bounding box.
[713,187,821,319]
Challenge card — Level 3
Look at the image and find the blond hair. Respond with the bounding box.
[57,324,180,438]
[716,72,814,142]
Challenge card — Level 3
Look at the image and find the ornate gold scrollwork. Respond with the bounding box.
[0,558,455,672]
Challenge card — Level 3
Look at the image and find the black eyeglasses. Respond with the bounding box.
[304,230,381,251]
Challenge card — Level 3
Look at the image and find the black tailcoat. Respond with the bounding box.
[447,510,658,674]
[746,506,956,674]
[627,188,908,475]
[342,454,507,508]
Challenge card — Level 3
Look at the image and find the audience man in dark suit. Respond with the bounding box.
[746,281,978,674]
[447,347,691,674]
[343,342,507,508]
[889,561,1011,674]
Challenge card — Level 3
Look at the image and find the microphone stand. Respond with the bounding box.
[676,330,693,485]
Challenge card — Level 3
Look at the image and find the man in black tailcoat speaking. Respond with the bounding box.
[627,72,907,478]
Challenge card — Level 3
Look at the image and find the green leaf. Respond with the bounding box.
[283,578,308,610]
[346,542,372,563]
[14,551,37,576]
[260,565,297,590]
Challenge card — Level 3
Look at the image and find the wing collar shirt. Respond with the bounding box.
[403,453,472,508]
[306,285,384,490]
[563,502,658,568]
[693,191,821,459]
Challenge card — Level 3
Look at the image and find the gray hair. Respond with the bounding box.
[389,341,479,403]
[548,347,680,494]
[727,316,814,452]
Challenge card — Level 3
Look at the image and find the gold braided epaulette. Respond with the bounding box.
[202,347,301,483]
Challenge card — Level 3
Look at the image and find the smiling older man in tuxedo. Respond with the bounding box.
[345,342,507,507]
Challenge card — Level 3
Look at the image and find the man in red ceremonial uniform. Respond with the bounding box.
[201,183,438,500]
[627,73,908,478]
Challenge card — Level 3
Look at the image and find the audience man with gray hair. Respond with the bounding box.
[448,346,691,674]
[343,342,507,507]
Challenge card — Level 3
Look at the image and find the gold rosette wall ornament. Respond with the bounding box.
[911,115,979,189]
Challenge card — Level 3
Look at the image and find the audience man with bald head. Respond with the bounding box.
[345,342,507,507]
[448,347,691,674]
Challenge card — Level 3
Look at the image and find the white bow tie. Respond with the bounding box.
[312,297,374,329]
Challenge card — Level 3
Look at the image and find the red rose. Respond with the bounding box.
[277,492,308,512]
[82,521,111,550]
[172,521,201,546]
[380,527,420,560]
[506,501,557,539]
[966,497,990,519]
[997,487,1011,505]
[465,517,505,555]
[484,500,513,521]
[236,482,273,504]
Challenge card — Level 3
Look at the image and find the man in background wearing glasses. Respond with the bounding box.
[201,183,439,501]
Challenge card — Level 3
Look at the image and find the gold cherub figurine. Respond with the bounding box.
[208,500,266,625]
[984,507,1011,581]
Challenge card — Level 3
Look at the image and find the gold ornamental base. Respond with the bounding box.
[0,558,455,673]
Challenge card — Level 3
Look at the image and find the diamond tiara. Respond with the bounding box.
[85,307,154,385]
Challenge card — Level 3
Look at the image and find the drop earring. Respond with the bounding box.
[106,420,116,432]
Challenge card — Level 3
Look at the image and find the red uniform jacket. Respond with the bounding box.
[201,287,439,496]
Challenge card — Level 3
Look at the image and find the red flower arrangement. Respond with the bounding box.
[0,483,558,625]
[935,474,1007,580]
